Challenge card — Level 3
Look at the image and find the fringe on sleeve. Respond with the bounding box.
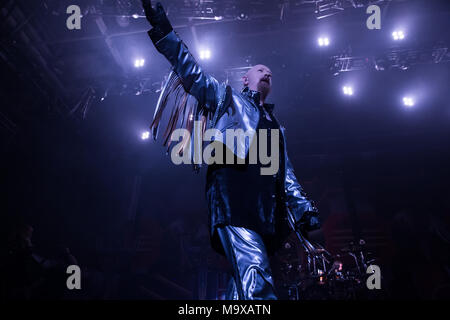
[149,71,212,171]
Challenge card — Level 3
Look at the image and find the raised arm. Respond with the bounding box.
[142,0,220,112]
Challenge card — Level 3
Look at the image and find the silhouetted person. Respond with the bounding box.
[5,224,77,299]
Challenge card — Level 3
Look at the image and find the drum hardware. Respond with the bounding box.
[282,209,381,299]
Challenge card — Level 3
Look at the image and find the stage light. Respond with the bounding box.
[237,12,249,20]
[132,14,139,19]
[199,49,211,60]
[134,58,145,68]
[141,131,150,140]
[318,37,330,47]
[342,86,354,96]
[100,89,108,101]
[403,96,415,107]
[392,30,405,40]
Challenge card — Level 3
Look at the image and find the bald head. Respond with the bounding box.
[242,64,272,104]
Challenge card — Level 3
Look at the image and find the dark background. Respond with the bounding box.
[1,0,449,299]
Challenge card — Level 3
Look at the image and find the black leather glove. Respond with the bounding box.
[296,211,321,232]
[142,0,173,43]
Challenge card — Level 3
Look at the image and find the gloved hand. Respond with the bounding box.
[296,211,321,232]
[142,0,173,42]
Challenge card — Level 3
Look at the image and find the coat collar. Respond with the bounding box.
[241,87,275,113]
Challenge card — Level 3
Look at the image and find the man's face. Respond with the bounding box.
[243,64,272,98]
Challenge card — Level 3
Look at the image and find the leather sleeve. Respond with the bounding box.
[150,31,221,112]
[284,153,318,225]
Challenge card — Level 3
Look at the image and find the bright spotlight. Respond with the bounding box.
[199,49,211,60]
[403,96,415,107]
[392,30,405,40]
[342,86,354,96]
[134,58,145,68]
[318,37,330,47]
[141,131,150,140]
[132,14,139,19]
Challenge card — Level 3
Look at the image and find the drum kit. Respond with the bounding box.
[281,210,380,300]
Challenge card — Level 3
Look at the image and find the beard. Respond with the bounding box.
[257,79,271,97]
